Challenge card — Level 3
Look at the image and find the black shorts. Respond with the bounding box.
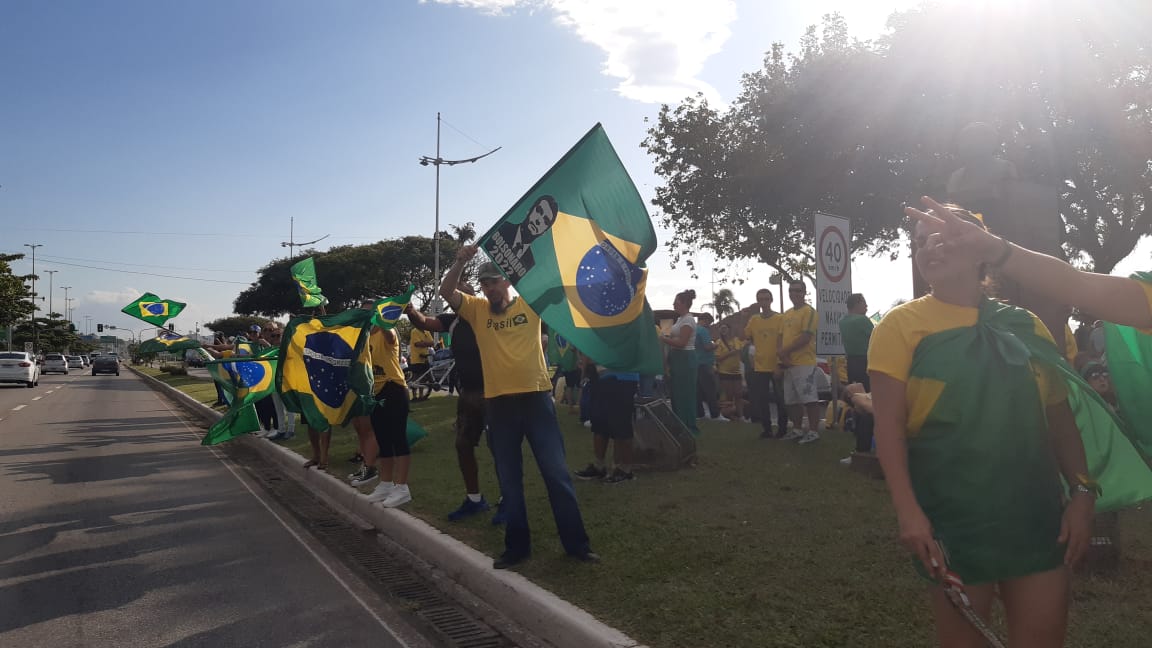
[562,370,582,389]
[409,362,430,379]
[589,376,637,440]
[454,388,486,448]
[370,381,410,458]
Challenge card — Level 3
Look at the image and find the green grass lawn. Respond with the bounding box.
[140,367,1152,647]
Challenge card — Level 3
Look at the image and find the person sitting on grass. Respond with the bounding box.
[871,207,1094,648]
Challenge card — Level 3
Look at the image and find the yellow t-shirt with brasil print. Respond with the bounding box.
[369,327,406,393]
[868,296,1067,437]
[409,327,434,364]
[780,304,818,367]
[743,313,781,372]
[457,293,552,398]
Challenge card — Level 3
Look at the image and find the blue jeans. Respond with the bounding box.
[486,391,590,558]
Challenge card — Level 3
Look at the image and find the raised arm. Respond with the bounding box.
[908,196,1152,329]
[405,305,446,333]
[439,245,477,312]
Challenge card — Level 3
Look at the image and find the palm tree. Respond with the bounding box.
[710,288,740,319]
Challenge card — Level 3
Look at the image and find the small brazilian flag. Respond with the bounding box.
[138,330,201,354]
[479,124,661,375]
[290,257,328,308]
[121,292,186,326]
[203,351,279,445]
[276,308,374,429]
[371,285,416,330]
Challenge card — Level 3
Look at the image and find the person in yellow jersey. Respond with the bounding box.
[777,281,822,444]
[441,246,597,570]
[714,322,745,422]
[357,305,413,509]
[743,289,788,438]
[408,325,436,381]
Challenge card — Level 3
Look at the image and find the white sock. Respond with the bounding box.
[379,481,395,489]
[467,493,482,503]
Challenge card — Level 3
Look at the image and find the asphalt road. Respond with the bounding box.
[0,370,435,648]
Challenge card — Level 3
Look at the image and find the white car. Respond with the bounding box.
[80,355,91,367]
[0,352,40,388]
[43,353,69,374]
[66,355,84,369]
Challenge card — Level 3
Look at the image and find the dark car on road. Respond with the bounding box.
[92,355,120,376]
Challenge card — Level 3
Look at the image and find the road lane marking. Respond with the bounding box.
[12,405,25,411]
[31,397,42,401]
[153,398,413,645]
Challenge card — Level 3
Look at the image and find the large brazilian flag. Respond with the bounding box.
[202,349,278,445]
[479,123,662,375]
[276,309,374,429]
[121,292,186,327]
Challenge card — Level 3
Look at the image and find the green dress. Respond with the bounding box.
[908,300,1152,584]
[668,347,700,437]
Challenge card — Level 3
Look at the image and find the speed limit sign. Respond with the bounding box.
[24,342,33,353]
[815,213,851,355]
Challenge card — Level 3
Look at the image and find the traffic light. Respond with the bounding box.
[97,323,104,332]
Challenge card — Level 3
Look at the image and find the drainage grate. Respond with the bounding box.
[221,443,514,648]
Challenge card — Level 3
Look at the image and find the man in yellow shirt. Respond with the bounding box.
[440,246,597,570]
[777,281,822,444]
[743,289,787,438]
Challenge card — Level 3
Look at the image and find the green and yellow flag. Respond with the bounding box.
[276,309,374,429]
[121,292,186,326]
[137,330,201,354]
[479,123,661,375]
[202,351,279,445]
[371,285,415,330]
[290,257,328,308]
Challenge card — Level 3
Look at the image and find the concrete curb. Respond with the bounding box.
[130,366,646,648]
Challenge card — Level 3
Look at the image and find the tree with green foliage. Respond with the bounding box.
[643,2,1152,277]
[0,253,34,333]
[708,288,740,319]
[203,315,277,338]
[234,233,462,317]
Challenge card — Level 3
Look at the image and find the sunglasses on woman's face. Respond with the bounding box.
[1087,371,1109,380]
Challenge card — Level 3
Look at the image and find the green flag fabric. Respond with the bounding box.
[478,123,662,375]
[121,292,186,326]
[546,331,578,371]
[290,257,328,308]
[201,352,279,445]
[1104,322,1152,456]
[371,285,415,329]
[277,309,374,429]
[138,330,202,354]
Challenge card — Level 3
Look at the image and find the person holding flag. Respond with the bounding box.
[441,246,597,569]
[870,209,1100,647]
[356,300,414,508]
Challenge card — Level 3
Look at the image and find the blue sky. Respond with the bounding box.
[12,0,1130,340]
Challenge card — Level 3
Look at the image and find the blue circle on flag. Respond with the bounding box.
[379,304,403,321]
[303,332,353,408]
[575,245,643,317]
[145,303,165,315]
[234,362,265,389]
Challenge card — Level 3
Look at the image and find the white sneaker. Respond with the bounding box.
[839,456,853,466]
[583,420,592,428]
[365,482,396,502]
[798,431,820,445]
[780,428,804,441]
[380,484,411,508]
[714,415,730,423]
[262,428,280,438]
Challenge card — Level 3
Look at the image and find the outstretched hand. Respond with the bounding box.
[904,196,1001,262]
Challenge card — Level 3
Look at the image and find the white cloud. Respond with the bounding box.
[86,288,143,305]
[425,0,736,104]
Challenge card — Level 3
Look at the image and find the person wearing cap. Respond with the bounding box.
[440,245,597,569]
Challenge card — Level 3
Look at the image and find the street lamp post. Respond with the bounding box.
[84,315,92,336]
[61,287,72,324]
[23,244,42,352]
[418,113,500,313]
[44,270,57,319]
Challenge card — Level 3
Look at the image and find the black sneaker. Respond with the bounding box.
[570,550,601,563]
[574,464,607,480]
[349,453,363,464]
[603,469,634,484]
[493,552,530,570]
[349,465,379,487]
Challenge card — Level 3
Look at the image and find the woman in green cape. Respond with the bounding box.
[659,289,701,437]
[870,209,1095,647]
